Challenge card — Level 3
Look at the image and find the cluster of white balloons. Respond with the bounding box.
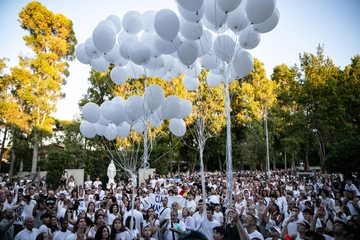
[76,0,279,139]
[80,84,191,139]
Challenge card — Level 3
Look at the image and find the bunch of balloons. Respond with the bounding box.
[76,0,280,140]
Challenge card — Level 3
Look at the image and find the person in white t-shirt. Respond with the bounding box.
[93,177,102,189]
[195,205,220,240]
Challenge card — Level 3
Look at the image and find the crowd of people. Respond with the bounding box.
[0,169,359,240]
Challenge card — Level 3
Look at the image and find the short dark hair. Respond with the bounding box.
[213,226,226,238]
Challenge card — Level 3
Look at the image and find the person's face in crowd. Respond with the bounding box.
[171,213,178,222]
[101,227,109,239]
[60,194,65,201]
[172,202,178,210]
[173,187,178,195]
[143,226,152,237]
[332,221,347,235]
[302,212,311,222]
[206,209,213,220]
[42,215,50,225]
[291,207,299,217]
[4,208,13,220]
[198,202,204,213]
[29,188,35,195]
[213,229,224,240]
[61,220,69,231]
[96,215,104,225]
[26,217,35,230]
[246,199,252,207]
[162,198,168,207]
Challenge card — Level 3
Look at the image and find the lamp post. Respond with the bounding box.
[264,106,270,179]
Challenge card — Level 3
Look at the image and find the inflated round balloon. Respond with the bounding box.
[112,96,125,104]
[96,123,107,136]
[97,19,117,34]
[125,95,143,121]
[108,101,127,124]
[169,61,184,77]
[179,17,203,41]
[154,9,180,41]
[178,40,199,66]
[206,72,223,88]
[113,56,129,67]
[154,35,182,55]
[152,68,167,78]
[184,61,201,78]
[229,65,241,79]
[246,0,276,24]
[169,118,186,137]
[80,121,97,138]
[98,115,110,126]
[204,0,228,27]
[161,96,181,120]
[129,41,151,65]
[217,0,242,13]
[226,6,249,33]
[201,54,220,70]
[239,26,261,49]
[91,57,109,72]
[176,0,204,12]
[122,11,143,35]
[117,30,139,44]
[85,37,103,59]
[142,10,156,33]
[197,29,213,57]
[92,24,116,53]
[125,62,144,79]
[213,35,235,62]
[162,55,176,72]
[106,15,122,33]
[210,61,226,75]
[76,43,92,64]
[118,122,130,138]
[177,4,204,23]
[132,120,145,133]
[252,8,280,33]
[155,106,164,120]
[176,99,192,119]
[144,84,165,111]
[182,75,199,91]
[119,38,136,60]
[82,102,101,123]
[100,100,112,120]
[141,33,161,58]
[144,56,164,71]
[110,66,128,85]
[150,119,163,128]
[232,50,254,78]
[105,123,117,141]
[104,44,121,64]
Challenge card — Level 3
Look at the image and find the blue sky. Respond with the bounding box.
[0,0,359,120]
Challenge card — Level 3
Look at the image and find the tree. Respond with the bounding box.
[11,2,77,173]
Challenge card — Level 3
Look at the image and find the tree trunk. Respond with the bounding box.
[316,130,326,172]
[305,149,309,171]
[0,127,8,170]
[218,153,222,172]
[284,151,287,171]
[31,131,39,173]
[9,147,16,182]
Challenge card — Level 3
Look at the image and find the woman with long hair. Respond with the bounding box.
[181,207,195,231]
[95,225,110,240]
[125,216,141,240]
[263,202,283,236]
[110,217,132,240]
[66,217,90,240]
[48,215,59,239]
[143,207,159,239]
[107,203,121,226]
[87,202,96,223]
[88,213,106,238]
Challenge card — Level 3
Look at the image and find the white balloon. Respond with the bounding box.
[206,72,223,88]
[97,19,117,34]
[144,56,164,71]
[252,8,280,33]
[104,44,121,64]
[179,17,203,41]
[239,26,261,49]
[125,95,143,121]
[142,10,157,32]
[217,0,242,13]
[150,119,163,128]
[177,4,204,22]
[169,119,186,137]
[126,62,144,79]
[92,24,116,53]
[119,38,136,60]
[204,0,228,27]
[112,96,125,104]
[76,43,92,64]
[154,9,180,41]
[246,0,276,24]
[96,123,107,136]
[110,66,128,85]
[182,75,199,91]
[108,101,127,124]
[161,96,181,120]
[98,115,110,126]
[210,61,226,75]
[197,29,213,57]
[82,102,101,123]
[152,68,167,78]
[155,107,164,120]
[141,34,161,58]
[213,35,235,62]
[100,101,112,121]
[80,121,97,138]
[169,61,184,77]
[176,99,192,119]
[226,6,249,33]
[85,37,103,59]
[144,84,165,111]
[232,50,254,78]
[105,123,117,141]
[113,55,129,67]
[129,41,151,65]
[122,11,143,35]
[117,30,139,44]
[177,40,199,66]
[176,0,204,12]
[91,57,109,72]
[132,120,145,133]
[106,15,122,33]
[230,65,241,79]
[162,55,176,72]
[117,122,130,138]
[154,35,182,55]
[201,54,220,70]
[184,61,201,78]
